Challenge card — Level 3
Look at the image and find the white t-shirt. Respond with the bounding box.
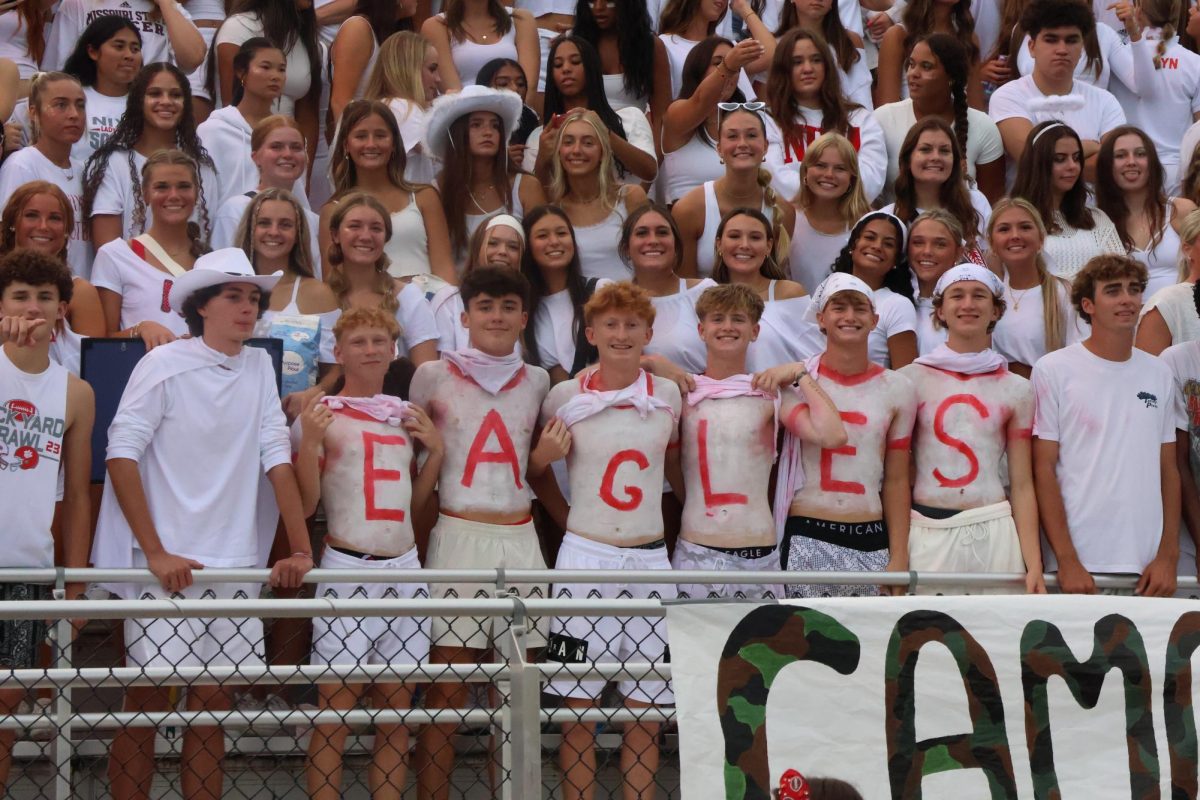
[1158,339,1200,567]
[214,13,314,113]
[44,0,197,71]
[1142,281,1200,346]
[75,87,128,166]
[386,98,439,186]
[0,10,40,79]
[395,281,440,357]
[991,277,1087,368]
[0,147,91,279]
[522,107,655,186]
[90,148,221,242]
[90,238,189,336]
[872,99,1004,197]
[1032,342,1182,573]
[763,106,888,203]
[532,282,613,372]
[913,295,944,355]
[867,286,917,368]
[1015,21,1133,91]
[1126,34,1200,184]
[989,74,1127,144]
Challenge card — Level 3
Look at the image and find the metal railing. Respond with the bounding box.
[0,567,1195,799]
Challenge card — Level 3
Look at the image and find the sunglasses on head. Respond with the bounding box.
[717,101,767,112]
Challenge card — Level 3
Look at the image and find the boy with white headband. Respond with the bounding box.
[410,265,565,799]
[92,248,313,799]
[431,214,526,353]
[678,284,846,599]
[296,307,443,799]
[536,281,682,800]
[899,263,1045,594]
[756,273,917,597]
[1034,254,1181,596]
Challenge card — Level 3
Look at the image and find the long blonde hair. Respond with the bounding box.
[235,188,317,280]
[364,32,431,109]
[717,108,792,270]
[547,109,619,212]
[326,192,397,313]
[987,197,1067,354]
[796,132,869,228]
[1177,207,1200,281]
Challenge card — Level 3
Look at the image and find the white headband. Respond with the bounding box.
[803,272,877,323]
[933,263,1005,298]
[484,213,525,243]
[1030,121,1068,148]
[856,211,907,252]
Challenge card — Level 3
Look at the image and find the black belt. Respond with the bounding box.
[328,544,392,561]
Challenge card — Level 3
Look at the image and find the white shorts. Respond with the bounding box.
[909,501,1025,595]
[671,538,782,600]
[426,514,547,650]
[544,532,675,705]
[125,580,264,670]
[311,546,430,667]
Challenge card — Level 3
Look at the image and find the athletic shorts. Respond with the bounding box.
[909,500,1025,595]
[125,580,265,670]
[783,515,889,598]
[671,538,781,600]
[0,582,51,669]
[426,514,547,651]
[543,532,675,705]
[311,546,430,667]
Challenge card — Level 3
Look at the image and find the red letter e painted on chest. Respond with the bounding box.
[933,394,987,488]
[363,432,408,521]
[820,412,868,494]
[461,409,524,489]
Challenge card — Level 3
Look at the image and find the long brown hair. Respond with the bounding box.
[1012,121,1093,233]
[893,117,979,245]
[0,181,73,261]
[901,0,979,65]
[712,207,787,284]
[766,28,856,149]
[773,0,859,72]
[437,111,515,254]
[326,192,397,312]
[234,187,316,279]
[1095,125,1168,254]
[329,99,420,201]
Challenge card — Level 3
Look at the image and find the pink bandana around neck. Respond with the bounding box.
[556,370,676,428]
[772,355,821,543]
[443,348,525,395]
[914,344,1007,375]
[689,373,780,459]
[321,395,413,427]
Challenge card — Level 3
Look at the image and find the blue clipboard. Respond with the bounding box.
[80,338,284,483]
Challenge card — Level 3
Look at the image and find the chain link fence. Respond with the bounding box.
[0,567,1192,799]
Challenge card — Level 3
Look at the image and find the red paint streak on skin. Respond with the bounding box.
[698,419,748,508]
[1008,427,1033,441]
[932,394,988,488]
[887,436,911,450]
[461,409,524,489]
[820,411,868,494]
[599,449,650,510]
[817,363,884,386]
[364,432,408,521]
[786,403,809,430]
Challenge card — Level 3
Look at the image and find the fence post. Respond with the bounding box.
[498,593,540,800]
[51,570,74,800]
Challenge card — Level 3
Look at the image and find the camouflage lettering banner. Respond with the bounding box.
[667,595,1200,800]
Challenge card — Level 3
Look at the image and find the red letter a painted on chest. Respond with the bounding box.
[461,409,524,489]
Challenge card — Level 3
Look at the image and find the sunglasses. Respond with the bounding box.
[716,101,767,112]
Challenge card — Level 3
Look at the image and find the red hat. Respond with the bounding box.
[778,769,811,800]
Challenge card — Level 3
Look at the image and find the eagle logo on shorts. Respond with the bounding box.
[1138,391,1158,408]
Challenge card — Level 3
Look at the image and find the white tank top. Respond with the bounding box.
[464,173,528,254]
[788,212,850,294]
[643,277,714,372]
[1133,203,1184,301]
[385,193,434,279]
[0,346,68,568]
[335,16,380,100]
[574,189,634,282]
[602,72,647,112]
[184,0,226,21]
[442,11,519,86]
[0,11,38,79]
[662,131,723,204]
[696,181,770,278]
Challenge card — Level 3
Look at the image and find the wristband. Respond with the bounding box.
[792,368,809,386]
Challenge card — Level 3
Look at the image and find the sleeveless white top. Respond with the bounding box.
[662,131,723,205]
[696,181,770,278]
[746,281,824,371]
[258,277,339,363]
[1131,204,1184,300]
[441,11,519,86]
[385,193,433,279]
[643,277,714,372]
[574,189,634,282]
[463,173,528,256]
[602,72,647,111]
[788,212,849,294]
[0,346,67,567]
[0,11,39,78]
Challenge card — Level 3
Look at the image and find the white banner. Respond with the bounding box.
[667,595,1200,800]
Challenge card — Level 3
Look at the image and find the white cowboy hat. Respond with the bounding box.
[168,248,282,313]
[422,85,523,162]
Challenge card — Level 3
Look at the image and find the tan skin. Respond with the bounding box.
[673,110,796,278]
[421,1,540,107]
[875,0,984,109]
[317,112,457,286]
[554,118,649,230]
[97,162,200,349]
[1135,230,1200,355]
[526,213,577,384]
[716,212,807,299]
[450,110,545,227]
[90,70,189,249]
[845,218,918,367]
[230,45,287,132]
[1108,131,1197,261]
[798,145,858,237]
[903,39,1005,202]
[87,26,143,99]
[0,283,94,791]
[483,61,529,165]
[661,39,760,157]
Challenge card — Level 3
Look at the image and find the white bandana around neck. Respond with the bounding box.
[442,348,525,395]
[321,395,413,427]
[914,343,1007,374]
[556,369,676,428]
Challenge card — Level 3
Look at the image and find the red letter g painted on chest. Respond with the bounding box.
[600,449,650,511]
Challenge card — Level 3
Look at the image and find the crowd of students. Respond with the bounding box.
[4,0,1200,795]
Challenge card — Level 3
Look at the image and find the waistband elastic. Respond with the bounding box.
[784,515,888,553]
[435,512,537,538]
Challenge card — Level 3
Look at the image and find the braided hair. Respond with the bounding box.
[82,63,214,237]
[717,108,792,269]
[916,33,971,170]
[136,149,210,258]
[1141,0,1182,68]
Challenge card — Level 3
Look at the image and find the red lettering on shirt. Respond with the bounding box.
[363,432,408,521]
[599,449,649,511]
[697,419,748,508]
[819,411,868,494]
[461,409,524,489]
[932,394,988,488]
[782,126,862,165]
[1163,56,1179,69]
[160,279,173,313]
